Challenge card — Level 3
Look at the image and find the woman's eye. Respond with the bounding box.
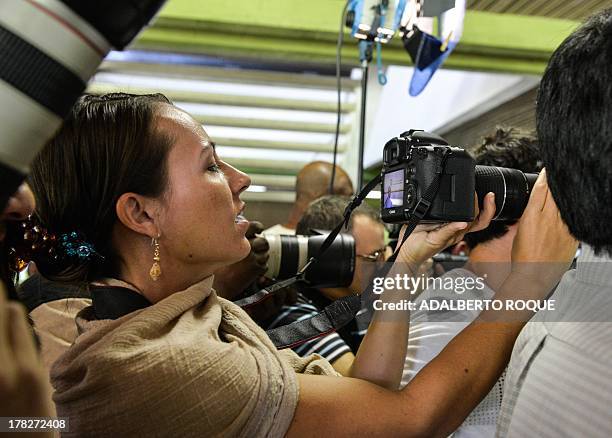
[207,164,221,173]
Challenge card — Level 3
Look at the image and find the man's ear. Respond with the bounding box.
[115,192,159,237]
[452,241,471,256]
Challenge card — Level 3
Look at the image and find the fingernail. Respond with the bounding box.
[456,222,468,230]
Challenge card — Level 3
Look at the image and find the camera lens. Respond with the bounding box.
[263,233,355,288]
[475,166,538,221]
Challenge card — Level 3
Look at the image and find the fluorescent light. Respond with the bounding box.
[247,185,267,193]
[366,190,381,200]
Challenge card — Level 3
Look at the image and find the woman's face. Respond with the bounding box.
[154,104,251,274]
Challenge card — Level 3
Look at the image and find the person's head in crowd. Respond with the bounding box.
[280,161,354,231]
[29,93,251,303]
[296,195,385,300]
[455,127,541,260]
[0,183,36,299]
[536,8,612,255]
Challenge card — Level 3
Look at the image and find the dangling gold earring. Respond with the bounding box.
[149,235,161,281]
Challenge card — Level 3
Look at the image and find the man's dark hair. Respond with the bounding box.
[537,8,612,256]
[464,127,541,249]
[296,195,381,236]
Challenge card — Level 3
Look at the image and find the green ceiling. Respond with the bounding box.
[132,0,580,74]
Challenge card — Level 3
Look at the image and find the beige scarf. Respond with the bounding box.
[50,277,337,437]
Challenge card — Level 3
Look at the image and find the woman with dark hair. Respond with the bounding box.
[27,92,575,437]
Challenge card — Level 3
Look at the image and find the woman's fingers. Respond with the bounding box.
[426,221,468,246]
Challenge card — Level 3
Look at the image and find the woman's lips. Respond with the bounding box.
[234,214,250,234]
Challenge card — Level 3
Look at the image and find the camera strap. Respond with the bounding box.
[238,151,450,349]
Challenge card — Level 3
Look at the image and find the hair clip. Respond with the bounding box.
[6,217,103,273]
[58,231,102,261]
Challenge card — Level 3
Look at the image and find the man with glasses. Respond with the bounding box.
[264,195,386,376]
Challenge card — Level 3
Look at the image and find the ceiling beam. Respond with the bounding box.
[131,0,580,74]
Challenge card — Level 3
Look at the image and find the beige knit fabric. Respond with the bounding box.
[50,276,337,437]
[30,298,91,370]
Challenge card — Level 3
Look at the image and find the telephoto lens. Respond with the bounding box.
[263,233,355,288]
[475,166,538,221]
[0,0,166,211]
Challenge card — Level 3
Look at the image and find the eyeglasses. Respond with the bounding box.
[356,248,386,262]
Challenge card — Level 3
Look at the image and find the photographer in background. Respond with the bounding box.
[265,195,385,376]
[401,127,541,437]
[264,161,354,235]
[498,9,612,437]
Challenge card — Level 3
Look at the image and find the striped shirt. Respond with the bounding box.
[266,288,362,363]
[497,245,612,437]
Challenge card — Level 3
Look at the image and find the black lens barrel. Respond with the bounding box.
[475,165,537,221]
[306,234,355,288]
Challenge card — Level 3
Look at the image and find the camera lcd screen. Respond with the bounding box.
[383,169,404,208]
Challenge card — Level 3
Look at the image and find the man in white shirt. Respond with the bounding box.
[497,9,612,437]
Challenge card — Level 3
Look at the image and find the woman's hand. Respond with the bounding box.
[396,192,496,267]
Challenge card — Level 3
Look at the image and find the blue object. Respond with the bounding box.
[376,41,387,85]
[409,37,457,96]
[59,231,102,261]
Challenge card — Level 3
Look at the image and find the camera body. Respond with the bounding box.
[381,130,476,223]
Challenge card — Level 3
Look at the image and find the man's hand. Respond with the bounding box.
[397,192,497,267]
[213,221,269,300]
[509,169,578,293]
[512,169,578,263]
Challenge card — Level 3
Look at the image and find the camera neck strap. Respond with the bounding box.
[238,151,450,350]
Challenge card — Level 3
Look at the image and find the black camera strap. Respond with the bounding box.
[238,151,450,349]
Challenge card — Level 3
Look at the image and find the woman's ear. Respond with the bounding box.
[115,192,159,237]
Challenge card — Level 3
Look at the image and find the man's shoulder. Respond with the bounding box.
[501,326,612,437]
[531,266,612,361]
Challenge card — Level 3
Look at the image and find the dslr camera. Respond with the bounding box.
[381,130,537,223]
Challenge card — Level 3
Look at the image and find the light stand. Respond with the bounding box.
[357,40,373,190]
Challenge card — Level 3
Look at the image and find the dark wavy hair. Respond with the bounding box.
[537,8,612,256]
[28,93,174,282]
[463,127,541,249]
